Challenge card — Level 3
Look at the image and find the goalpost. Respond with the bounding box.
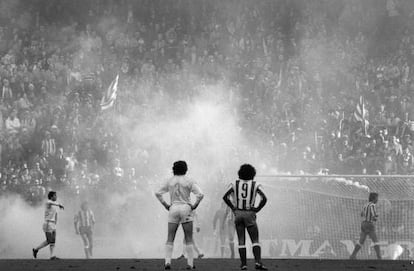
[255,175,414,260]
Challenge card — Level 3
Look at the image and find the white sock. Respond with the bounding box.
[165,244,173,264]
[49,244,55,257]
[186,244,194,267]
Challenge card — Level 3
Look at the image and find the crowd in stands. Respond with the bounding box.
[1,0,414,204]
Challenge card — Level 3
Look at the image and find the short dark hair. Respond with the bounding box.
[48,191,56,200]
[369,192,378,202]
[173,160,188,175]
[238,164,256,180]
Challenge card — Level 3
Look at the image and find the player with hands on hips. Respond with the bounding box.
[223,164,268,270]
[155,161,204,270]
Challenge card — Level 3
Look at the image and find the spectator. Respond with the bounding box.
[5,108,20,135]
[53,147,67,178]
[1,78,13,104]
[41,131,56,157]
[30,162,44,183]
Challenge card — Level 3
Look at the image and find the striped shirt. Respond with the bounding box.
[361,202,378,222]
[226,179,261,210]
[74,209,95,228]
[41,138,56,157]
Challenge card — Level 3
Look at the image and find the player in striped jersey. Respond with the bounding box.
[74,201,95,258]
[223,164,267,270]
[32,191,64,260]
[350,192,382,259]
[155,161,204,270]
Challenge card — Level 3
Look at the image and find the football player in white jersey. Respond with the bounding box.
[223,164,267,270]
[74,201,95,258]
[33,191,64,259]
[155,161,204,270]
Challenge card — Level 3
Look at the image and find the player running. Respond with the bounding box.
[213,201,236,258]
[349,192,382,260]
[74,201,95,258]
[32,191,64,260]
[155,161,204,270]
[223,164,267,270]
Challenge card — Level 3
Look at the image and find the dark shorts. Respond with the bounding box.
[45,231,56,244]
[359,221,378,244]
[361,221,375,234]
[234,210,257,228]
[79,226,93,236]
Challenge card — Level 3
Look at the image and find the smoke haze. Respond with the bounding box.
[0,0,396,259]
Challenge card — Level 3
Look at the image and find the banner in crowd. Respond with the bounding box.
[101,74,119,110]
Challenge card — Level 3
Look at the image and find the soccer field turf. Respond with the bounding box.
[0,259,412,271]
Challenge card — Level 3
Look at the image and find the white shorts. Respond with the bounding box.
[43,221,56,233]
[168,204,193,224]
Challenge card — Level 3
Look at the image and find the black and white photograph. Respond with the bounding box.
[0,0,414,270]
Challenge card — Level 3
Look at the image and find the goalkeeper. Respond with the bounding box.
[350,192,382,259]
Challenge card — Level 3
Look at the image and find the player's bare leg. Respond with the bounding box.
[182,221,195,269]
[219,232,226,257]
[33,241,48,258]
[369,232,381,259]
[87,233,93,257]
[194,240,204,258]
[81,234,90,258]
[165,222,179,269]
[247,224,267,270]
[179,226,204,259]
[235,223,247,269]
[247,225,260,262]
[229,239,235,259]
[350,231,367,259]
[49,243,56,259]
[178,239,186,259]
[228,223,235,259]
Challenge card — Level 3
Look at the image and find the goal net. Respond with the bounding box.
[255,175,414,260]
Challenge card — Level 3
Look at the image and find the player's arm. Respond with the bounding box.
[48,201,64,209]
[193,211,201,232]
[252,187,267,213]
[222,187,235,211]
[371,205,378,221]
[90,210,96,226]
[190,183,204,210]
[155,183,170,210]
[74,214,79,234]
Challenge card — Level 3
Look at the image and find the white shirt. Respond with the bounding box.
[44,200,59,223]
[156,175,203,205]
